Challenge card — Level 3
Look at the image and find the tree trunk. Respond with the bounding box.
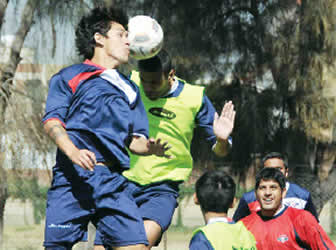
[0,0,39,116]
[0,152,8,249]
[0,0,39,245]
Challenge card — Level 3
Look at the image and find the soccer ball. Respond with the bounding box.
[128,15,164,60]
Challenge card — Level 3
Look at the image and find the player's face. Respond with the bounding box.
[140,71,171,100]
[256,179,286,217]
[263,158,288,177]
[102,22,130,66]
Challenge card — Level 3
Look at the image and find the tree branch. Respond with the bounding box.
[0,0,9,31]
[0,0,40,115]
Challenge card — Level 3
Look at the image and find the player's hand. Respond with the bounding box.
[147,138,171,158]
[69,148,97,171]
[213,101,236,141]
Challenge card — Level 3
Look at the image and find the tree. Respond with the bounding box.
[0,0,39,245]
[0,0,108,245]
[293,0,336,212]
[123,0,336,213]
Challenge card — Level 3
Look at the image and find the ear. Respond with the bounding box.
[230,197,237,209]
[193,193,200,205]
[94,32,104,47]
[282,188,287,199]
[168,69,175,79]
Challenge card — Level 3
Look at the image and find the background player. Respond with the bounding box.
[233,151,318,221]
[189,170,256,250]
[241,168,335,249]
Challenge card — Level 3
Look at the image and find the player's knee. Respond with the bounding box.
[113,244,147,250]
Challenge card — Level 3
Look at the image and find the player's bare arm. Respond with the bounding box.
[129,136,171,158]
[212,101,236,157]
[44,119,96,171]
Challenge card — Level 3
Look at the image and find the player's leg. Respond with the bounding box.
[89,165,148,249]
[43,163,93,249]
[143,220,163,248]
[93,246,105,250]
[92,220,163,250]
[92,244,146,250]
[92,245,146,250]
[134,181,180,248]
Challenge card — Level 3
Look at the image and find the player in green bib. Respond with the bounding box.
[190,170,256,250]
[93,49,236,249]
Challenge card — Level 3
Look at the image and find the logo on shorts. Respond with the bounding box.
[277,234,289,243]
[149,107,176,120]
[48,223,72,229]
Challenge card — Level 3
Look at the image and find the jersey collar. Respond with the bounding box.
[207,217,232,225]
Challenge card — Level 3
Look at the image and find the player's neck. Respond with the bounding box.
[91,51,121,69]
[204,211,229,224]
[260,203,285,217]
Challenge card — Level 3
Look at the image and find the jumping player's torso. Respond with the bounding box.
[123,71,204,185]
[43,61,148,168]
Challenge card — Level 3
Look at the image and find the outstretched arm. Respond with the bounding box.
[212,101,236,157]
[44,119,96,171]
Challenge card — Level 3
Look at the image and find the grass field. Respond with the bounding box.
[2,198,336,249]
[2,223,195,250]
[3,222,336,250]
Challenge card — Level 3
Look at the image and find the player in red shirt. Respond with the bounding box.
[241,168,335,250]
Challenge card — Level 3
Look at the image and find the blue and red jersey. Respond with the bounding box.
[43,60,149,168]
[241,206,335,250]
[233,182,319,222]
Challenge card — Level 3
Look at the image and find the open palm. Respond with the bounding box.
[213,101,236,141]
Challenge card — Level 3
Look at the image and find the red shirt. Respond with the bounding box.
[241,206,335,250]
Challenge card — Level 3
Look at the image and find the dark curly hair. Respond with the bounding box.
[75,6,128,59]
[138,49,173,77]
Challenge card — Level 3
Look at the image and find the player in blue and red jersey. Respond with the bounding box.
[241,168,335,250]
[42,6,169,250]
[233,152,318,222]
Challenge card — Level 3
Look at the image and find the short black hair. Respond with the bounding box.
[138,49,172,76]
[195,170,236,213]
[261,152,288,169]
[255,168,286,190]
[75,6,128,59]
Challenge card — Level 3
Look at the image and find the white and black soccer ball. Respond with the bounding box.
[128,15,164,60]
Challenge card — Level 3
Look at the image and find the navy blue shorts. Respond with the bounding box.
[43,161,148,249]
[91,180,180,245]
